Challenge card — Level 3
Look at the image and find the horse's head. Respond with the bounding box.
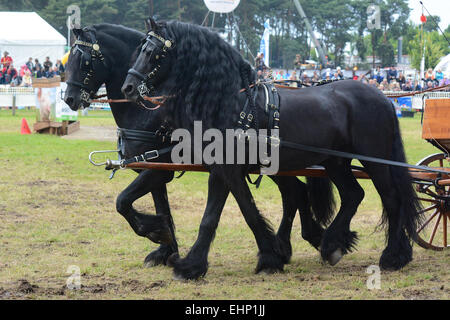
[122,18,174,103]
[64,27,109,111]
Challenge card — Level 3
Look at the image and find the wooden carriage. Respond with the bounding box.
[415,99,450,250]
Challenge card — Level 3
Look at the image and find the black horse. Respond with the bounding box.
[63,24,335,273]
[122,18,422,279]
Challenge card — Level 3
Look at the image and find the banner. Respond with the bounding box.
[35,83,77,122]
[259,20,270,67]
[56,82,78,121]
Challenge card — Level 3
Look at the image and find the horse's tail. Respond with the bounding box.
[306,177,336,227]
[384,105,422,240]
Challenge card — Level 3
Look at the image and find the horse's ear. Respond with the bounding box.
[72,28,82,38]
[145,17,158,32]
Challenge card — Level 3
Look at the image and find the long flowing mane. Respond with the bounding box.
[161,21,254,129]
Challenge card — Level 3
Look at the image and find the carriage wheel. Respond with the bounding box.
[415,153,449,251]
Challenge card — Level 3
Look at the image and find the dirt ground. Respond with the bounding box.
[0,115,448,300]
[61,126,117,142]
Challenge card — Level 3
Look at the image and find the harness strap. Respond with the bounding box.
[120,145,175,167]
[279,139,449,175]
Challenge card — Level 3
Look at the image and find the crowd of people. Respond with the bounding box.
[364,66,449,92]
[0,51,64,87]
[254,52,449,92]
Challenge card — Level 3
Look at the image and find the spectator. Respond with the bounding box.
[19,65,30,77]
[425,81,434,90]
[414,80,422,91]
[387,66,397,83]
[1,51,13,68]
[403,79,413,91]
[43,56,53,73]
[26,57,34,72]
[293,54,302,72]
[21,70,32,87]
[335,66,344,80]
[289,71,298,81]
[373,66,383,83]
[368,79,377,88]
[6,64,18,85]
[440,76,449,87]
[255,53,267,72]
[257,70,264,81]
[312,71,320,82]
[424,68,434,81]
[34,64,43,78]
[435,69,444,82]
[44,66,55,78]
[34,59,42,72]
[55,59,65,73]
[397,72,406,86]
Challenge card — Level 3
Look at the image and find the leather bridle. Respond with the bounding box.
[127,31,174,99]
[66,31,108,103]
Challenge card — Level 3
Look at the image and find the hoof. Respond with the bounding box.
[320,229,358,265]
[168,254,208,280]
[255,253,284,274]
[327,248,343,266]
[379,246,412,271]
[144,245,176,267]
[146,227,173,245]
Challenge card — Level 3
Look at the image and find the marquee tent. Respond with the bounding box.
[0,12,67,68]
[434,54,450,78]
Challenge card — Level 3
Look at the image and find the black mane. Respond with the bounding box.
[160,21,255,129]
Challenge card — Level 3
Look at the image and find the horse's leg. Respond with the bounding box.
[269,176,297,263]
[270,176,324,262]
[116,169,175,246]
[144,184,179,267]
[168,172,229,280]
[220,168,286,274]
[360,161,414,270]
[321,159,365,266]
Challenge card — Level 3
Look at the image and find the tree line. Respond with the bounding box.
[1,0,449,70]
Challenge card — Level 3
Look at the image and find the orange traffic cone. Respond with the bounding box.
[21,118,31,135]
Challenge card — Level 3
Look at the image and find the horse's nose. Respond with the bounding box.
[122,83,135,97]
[64,96,74,106]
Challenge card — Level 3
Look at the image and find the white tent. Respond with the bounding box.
[0,12,66,68]
[434,54,450,78]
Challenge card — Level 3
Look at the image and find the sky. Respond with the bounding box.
[408,0,450,31]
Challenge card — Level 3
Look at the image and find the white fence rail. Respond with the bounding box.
[0,87,35,107]
[1,86,449,110]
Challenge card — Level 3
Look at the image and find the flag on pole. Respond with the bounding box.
[260,19,270,67]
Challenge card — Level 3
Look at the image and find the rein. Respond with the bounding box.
[90,94,170,110]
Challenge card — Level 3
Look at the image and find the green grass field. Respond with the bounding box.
[0,109,448,300]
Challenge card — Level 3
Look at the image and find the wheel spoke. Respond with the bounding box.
[428,213,442,245]
[418,204,438,214]
[417,209,439,233]
[443,213,447,247]
[417,197,439,204]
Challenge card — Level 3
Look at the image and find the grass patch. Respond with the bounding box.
[0,109,448,300]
